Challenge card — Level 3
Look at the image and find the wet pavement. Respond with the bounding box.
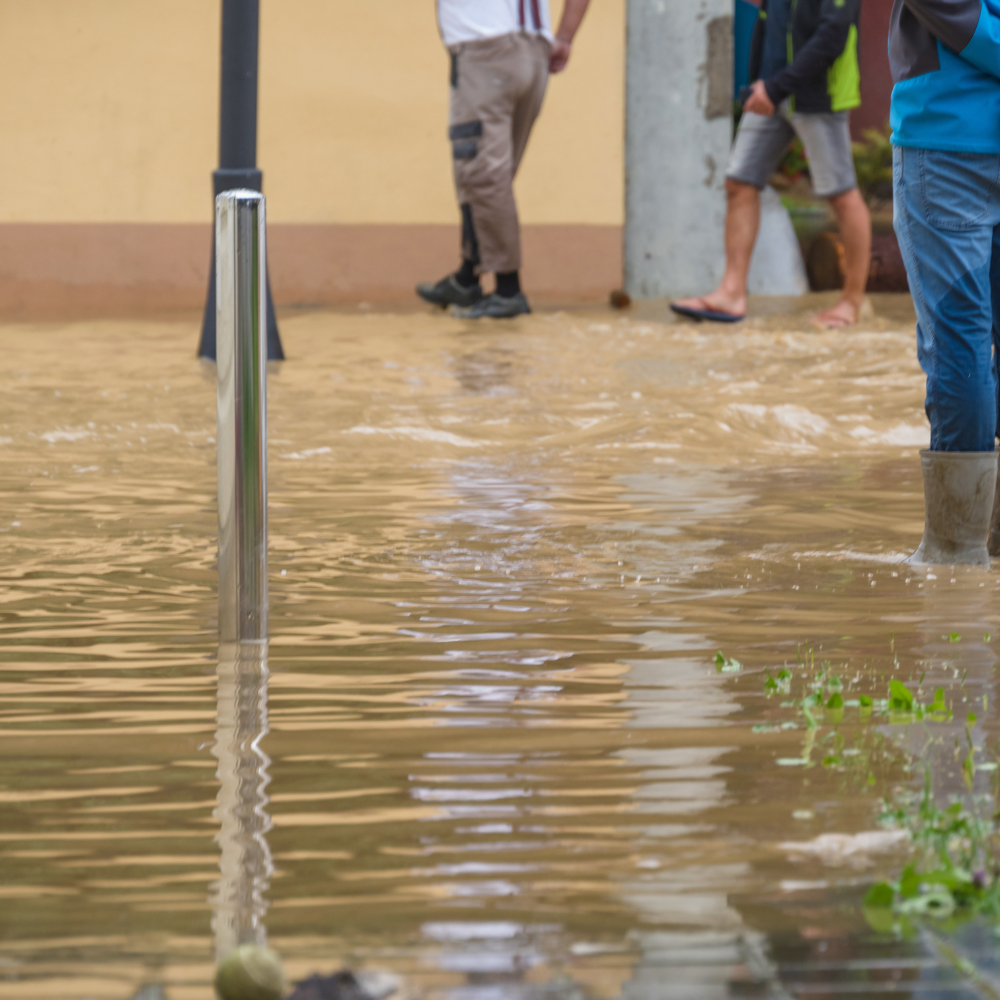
[0,296,998,999]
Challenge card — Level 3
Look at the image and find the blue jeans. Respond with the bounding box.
[893,146,1000,451]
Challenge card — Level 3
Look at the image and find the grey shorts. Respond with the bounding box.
[726,103,857,199]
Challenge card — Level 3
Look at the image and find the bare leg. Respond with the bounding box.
[813,187,872,328]
[673,179,760,317]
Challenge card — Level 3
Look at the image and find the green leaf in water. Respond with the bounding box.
[898,890,956,917]
[859,694,873,708]
[715,652,741,673]
[963,749,976,790]
[949,633,961,643]
[899,864,920,899]
[826,692,844,710]
[889,679,915,712]
[802,701,819,730]
[923,687,950,721]
[864,882,894,909]
[863,904,896,934]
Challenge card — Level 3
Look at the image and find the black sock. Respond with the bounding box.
[496,271,520,298]
[454,259,479,289]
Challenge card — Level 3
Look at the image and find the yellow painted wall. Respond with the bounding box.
[0,0,624,226]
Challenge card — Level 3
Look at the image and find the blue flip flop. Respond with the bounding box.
[670,299,744,324]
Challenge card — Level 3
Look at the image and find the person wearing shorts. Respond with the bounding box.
[416,0,592,319]
[672,0,871,329]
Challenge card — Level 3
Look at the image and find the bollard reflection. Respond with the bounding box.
[212,641,273,962]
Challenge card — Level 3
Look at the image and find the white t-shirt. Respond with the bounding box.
[437,0,552,47]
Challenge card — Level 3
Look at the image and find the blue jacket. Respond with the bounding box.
[890,0,1000,153]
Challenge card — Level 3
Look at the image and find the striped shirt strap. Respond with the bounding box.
[519,0,542,32]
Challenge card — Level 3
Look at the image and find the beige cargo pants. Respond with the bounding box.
[448,32,549,275]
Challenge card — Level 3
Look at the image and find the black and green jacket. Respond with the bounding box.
[749,0,862,113]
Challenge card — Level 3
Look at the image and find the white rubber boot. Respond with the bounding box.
[908,450,997,566]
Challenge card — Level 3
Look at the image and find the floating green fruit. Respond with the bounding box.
[215,944,285,1000]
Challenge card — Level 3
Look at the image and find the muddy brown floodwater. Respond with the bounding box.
[0,298,998,1000]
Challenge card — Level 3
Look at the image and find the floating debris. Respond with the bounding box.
[780,830,908,867]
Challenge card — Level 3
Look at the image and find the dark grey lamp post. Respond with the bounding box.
[198,0,284,360]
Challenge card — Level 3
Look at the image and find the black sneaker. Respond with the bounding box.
[456,292,532,319]
[416,274,482,308]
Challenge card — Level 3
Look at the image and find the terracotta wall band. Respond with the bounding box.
[0,223,622,319]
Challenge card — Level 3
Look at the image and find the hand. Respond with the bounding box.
[743,79,775,116]
[549,37,572,73]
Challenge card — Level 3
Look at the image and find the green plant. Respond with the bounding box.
[728,635,999,936]
[864,766,1000,933]
[759,661,951,735]
[715,651,742,674]
[778,137,809,183]
[748,651,945,772]
[852,125,893,207]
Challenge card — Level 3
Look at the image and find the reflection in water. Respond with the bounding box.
[453,349,515,396]
[213,642,272,961]
[911,583,998,794]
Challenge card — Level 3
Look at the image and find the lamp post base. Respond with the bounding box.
[198,168,284,361]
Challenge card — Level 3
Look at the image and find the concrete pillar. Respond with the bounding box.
[625,0,733,299]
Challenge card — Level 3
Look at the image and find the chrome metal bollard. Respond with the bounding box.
[216,190,268,642]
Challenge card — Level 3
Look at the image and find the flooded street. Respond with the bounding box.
[1,299,998,999]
